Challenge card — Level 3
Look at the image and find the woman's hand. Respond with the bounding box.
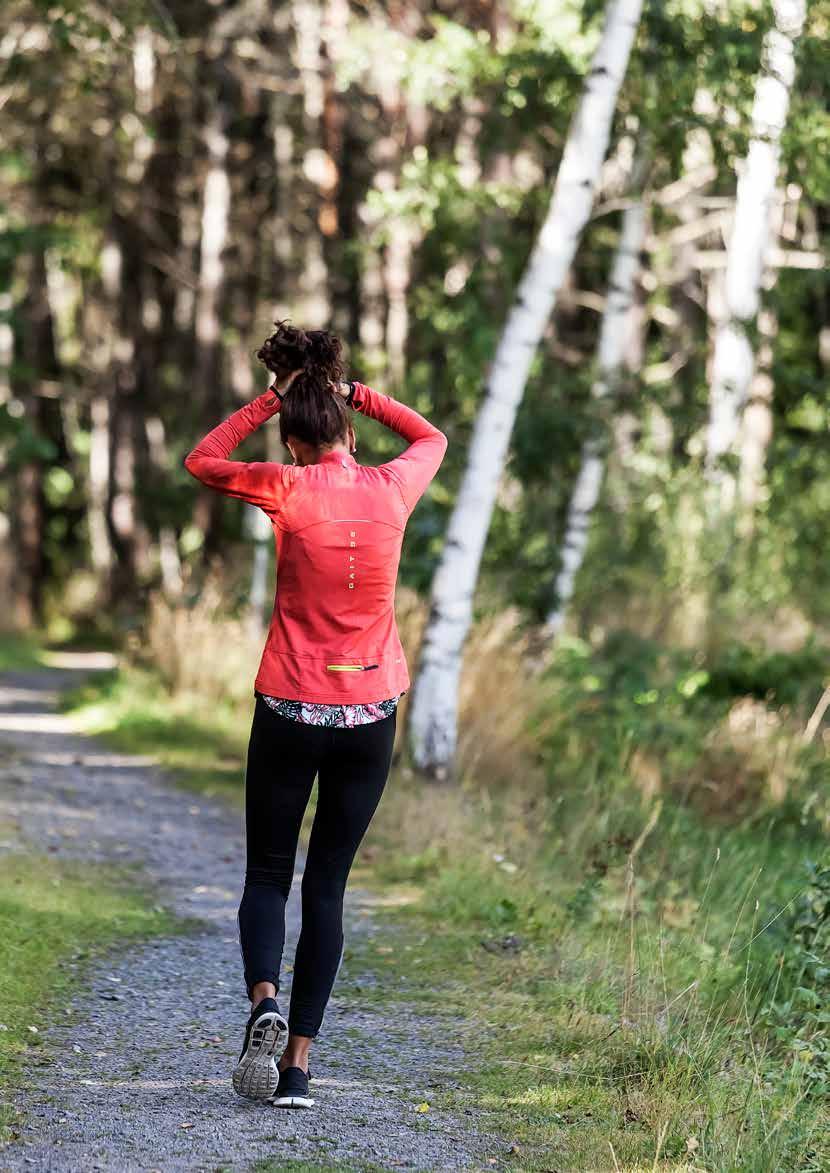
[332,380,351,399]
[268,367,304,398]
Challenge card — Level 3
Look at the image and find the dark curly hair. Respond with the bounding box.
[256,320,349,449]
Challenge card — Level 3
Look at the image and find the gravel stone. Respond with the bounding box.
[0,667,501,1172]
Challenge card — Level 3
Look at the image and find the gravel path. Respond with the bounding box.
[0,663,499,1172]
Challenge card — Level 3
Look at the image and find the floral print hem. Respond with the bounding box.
[259,691,404,728]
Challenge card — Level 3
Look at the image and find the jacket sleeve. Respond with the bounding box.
[351,382,448,513]
[183,390,294,514]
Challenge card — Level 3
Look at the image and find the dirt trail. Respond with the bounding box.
[0,662,498,1172]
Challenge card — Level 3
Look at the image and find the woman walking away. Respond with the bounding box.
[183,322,448,1109]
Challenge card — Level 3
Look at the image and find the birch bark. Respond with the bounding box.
[408,0,644,776]
[543,178,647,638]
[704,0,806,500]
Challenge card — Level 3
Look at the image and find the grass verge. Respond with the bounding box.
[0,853,175,1141]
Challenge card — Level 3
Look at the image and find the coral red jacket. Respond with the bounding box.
[184,382,448,703]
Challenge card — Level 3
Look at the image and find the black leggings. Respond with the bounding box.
[237,693,396,1038]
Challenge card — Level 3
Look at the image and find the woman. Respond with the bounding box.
[183,322,448,1109]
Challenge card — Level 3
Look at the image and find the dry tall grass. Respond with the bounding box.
[394,587,548,791]
[137,574,262,706]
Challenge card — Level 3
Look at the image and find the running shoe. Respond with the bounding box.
[270,1064,314,1109]
[232,997,289,1101]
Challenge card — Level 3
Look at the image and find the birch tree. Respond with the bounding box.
[704,0,807,503]
[408,0,645,777]
[543,164,648,639]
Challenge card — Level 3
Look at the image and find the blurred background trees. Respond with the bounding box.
[1,0,828,767]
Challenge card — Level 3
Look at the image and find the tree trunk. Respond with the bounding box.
[133,33,186,598]
[704,0,806,504]
[407,0,644,777]
[11,244,65,628]
[291,0,332,328]
[543,170,647,638]
[88,393,113,579]
[193,86,233,562]
[737,304,777,523]
[358,5,429,389]
[105,219,151,601]
[735,181,791,529]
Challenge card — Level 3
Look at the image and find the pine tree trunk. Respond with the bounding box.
[11,244,65,628]
[407,0,645,777]
[134,41,185,597]
[704,0,806,503]
[105,221,150,601]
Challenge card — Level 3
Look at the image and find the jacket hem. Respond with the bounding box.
[253,676,410,706]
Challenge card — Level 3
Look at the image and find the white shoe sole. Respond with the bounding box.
[232,1010,289,1101]
[271,1093,315,1109]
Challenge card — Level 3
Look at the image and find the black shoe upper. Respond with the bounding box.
[276,1065,310,1098]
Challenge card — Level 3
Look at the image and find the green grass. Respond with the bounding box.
[0,853,175,1140]
[0,633,46,672]
[61,666,250,801]
[344,794,830,1173]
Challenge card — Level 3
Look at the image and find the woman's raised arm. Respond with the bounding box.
[183,388,294,513]
[347,381,448,514]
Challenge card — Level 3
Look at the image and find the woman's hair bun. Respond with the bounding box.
[306,330,341,373]
[256,320,343,385]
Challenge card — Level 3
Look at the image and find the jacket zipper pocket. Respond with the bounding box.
[325,664,379,672]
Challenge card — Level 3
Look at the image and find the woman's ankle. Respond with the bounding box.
[279,1033,312,1073]
[250,981,277,1010]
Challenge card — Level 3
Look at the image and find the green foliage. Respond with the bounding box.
[760,856,830,1098]
[700,640,827,705]
[0,634,45,671]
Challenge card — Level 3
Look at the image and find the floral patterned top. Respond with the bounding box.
[259,691,403,728]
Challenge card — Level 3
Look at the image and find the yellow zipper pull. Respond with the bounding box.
[325,664,380,672]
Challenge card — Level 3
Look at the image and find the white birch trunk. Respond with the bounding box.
[736,185,789,525]
[704,0,806,495]
[408,0,644,776]
[89,395,112,575]
[737,304,777,523]
[543,187,647,638]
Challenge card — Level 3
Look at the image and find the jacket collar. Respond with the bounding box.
[315,450,356,467]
